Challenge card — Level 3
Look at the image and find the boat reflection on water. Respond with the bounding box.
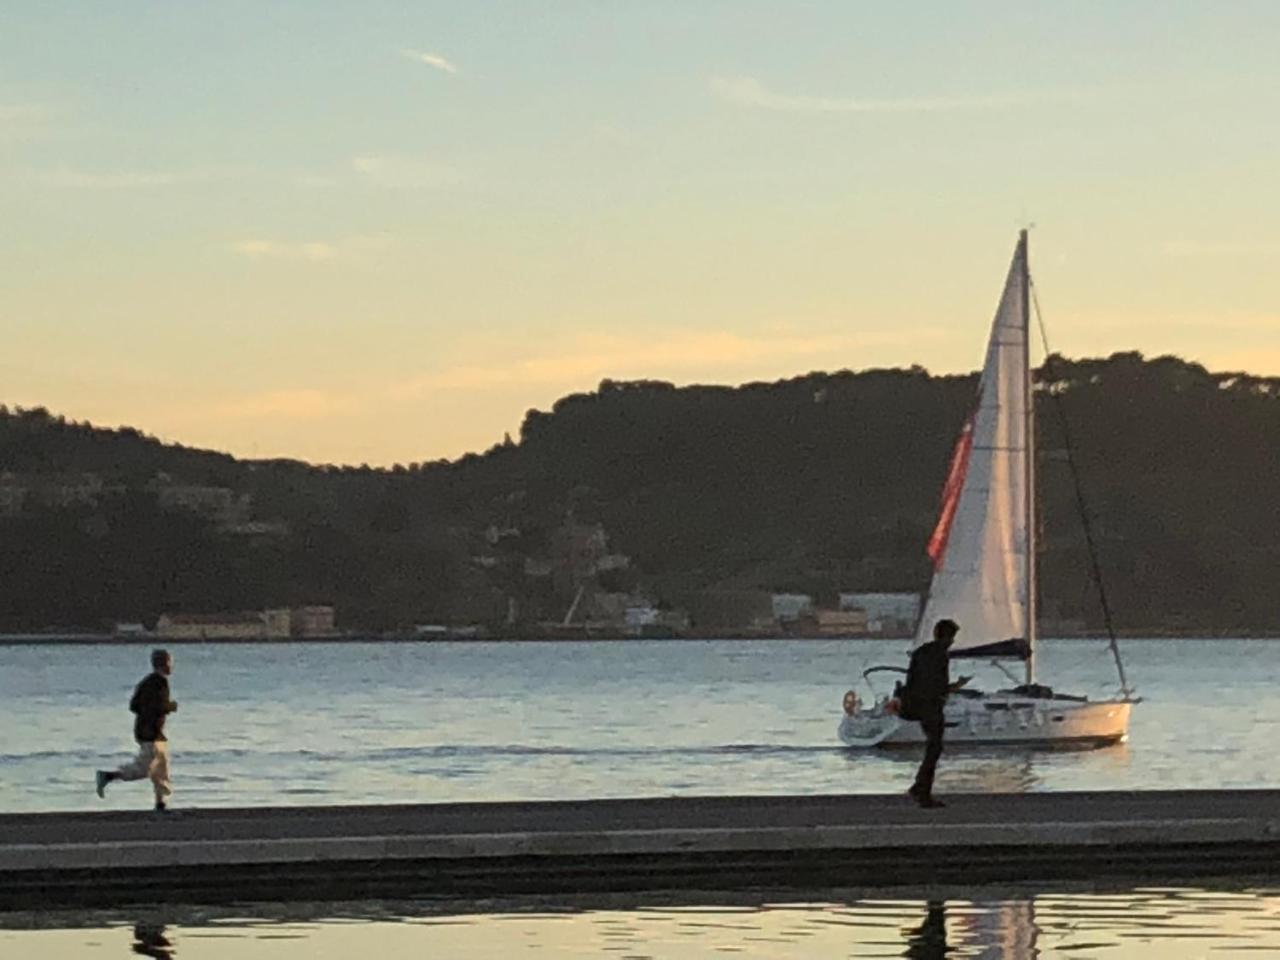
[903,900,1039,960]
[846,740,1132,795]
[961,900,1040,959]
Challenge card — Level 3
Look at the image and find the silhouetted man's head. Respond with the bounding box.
[151,648,172,676]
[933,619,959,648]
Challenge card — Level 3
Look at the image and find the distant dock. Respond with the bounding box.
[2,790,1279,909]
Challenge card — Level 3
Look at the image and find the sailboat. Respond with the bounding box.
[838,231,1135,748]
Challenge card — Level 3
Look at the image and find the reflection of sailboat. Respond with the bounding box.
[862,746,1041,793]
[959,900,1040,960]
[902,900,1040,960]
[840,232,1136,748]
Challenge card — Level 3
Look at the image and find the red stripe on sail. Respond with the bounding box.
[926,416,975,570]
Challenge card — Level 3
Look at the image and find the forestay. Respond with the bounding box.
[916,234,1031,659]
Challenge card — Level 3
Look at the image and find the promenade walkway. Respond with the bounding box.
[2,790,1277,908]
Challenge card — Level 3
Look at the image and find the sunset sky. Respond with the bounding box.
[3,2,1278,465]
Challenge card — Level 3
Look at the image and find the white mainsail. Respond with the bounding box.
[916,232,1032,659]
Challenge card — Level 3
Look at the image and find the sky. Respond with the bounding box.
[3,2,1279,465]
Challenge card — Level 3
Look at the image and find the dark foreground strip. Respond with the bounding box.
[3,841,1279,911]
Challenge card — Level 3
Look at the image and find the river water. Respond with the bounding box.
[4,638,1279,954]
[0,637,1273,812]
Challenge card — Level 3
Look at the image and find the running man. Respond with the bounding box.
[95,648,178,811]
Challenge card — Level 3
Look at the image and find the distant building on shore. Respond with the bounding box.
[156,611,284,640]
[155,606,337,640]
[771,594,814,623]
[683,591,774,634]
[290,605,337,637]
[838,592,921,636]
[814,609,871,636]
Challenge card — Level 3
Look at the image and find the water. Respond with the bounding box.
[1,638,1276,813]
[5,885,1280,958]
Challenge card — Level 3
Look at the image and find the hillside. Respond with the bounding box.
[2,351,1278,634]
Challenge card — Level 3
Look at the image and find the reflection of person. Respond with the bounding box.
[96,649,178,811]
[902,620,969,808]
[903,902,947,960]
[132,923,175,959]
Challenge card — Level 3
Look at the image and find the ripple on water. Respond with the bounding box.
[1,885,1276,957]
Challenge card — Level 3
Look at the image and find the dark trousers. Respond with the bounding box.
[912,708,945,797]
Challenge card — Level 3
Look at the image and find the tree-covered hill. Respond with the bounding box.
[1,351,1277,633]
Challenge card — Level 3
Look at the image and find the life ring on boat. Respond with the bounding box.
[843,690,860,715]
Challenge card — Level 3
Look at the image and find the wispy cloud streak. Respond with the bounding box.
[710,76,1038,113]
[231,234,391,262]
[1161,239,1280,259]
[36,166,221,189]
[0,103,45,123]
[1,102,52,141]
[214,389,362,420]
[351,154,458,189]
[392,328,944,397]
[233,240,337,262]
[400,48,458,74]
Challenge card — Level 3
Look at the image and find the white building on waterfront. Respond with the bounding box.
[838,592,921,635]
[771,593,814,623]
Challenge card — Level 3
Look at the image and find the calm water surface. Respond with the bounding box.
[5,886,1280,958]
[0,638,1275,812]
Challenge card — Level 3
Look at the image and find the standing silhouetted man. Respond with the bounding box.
[902,619,968,808]
[96,648,177,811]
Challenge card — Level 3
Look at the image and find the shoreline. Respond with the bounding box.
[2,631,1280,645]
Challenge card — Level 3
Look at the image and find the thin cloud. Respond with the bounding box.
[231,234,391,262]
[392,328,945,398]
[0,103,45,124]
[1161,239,1280,259]
[36,166,216,189]
[295,174,339,189]
[351,154,457,189]
[592,123,636,146]
[214,389,362,421]
[1208,348,1280,377]
[1058,309,1280,335]
[0,102,49,140]
[400,48,458,74]
[710,75,1037,113]
[233,240,338,262]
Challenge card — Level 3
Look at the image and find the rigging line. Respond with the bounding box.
[1029,278,1134,700]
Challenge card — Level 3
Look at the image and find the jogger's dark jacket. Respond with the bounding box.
[129,673,176,742]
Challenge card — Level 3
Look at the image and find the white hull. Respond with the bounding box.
[838,693,1131,749]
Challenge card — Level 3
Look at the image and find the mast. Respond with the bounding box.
[1021,229,1036,685]
[1030,260,1136,701]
